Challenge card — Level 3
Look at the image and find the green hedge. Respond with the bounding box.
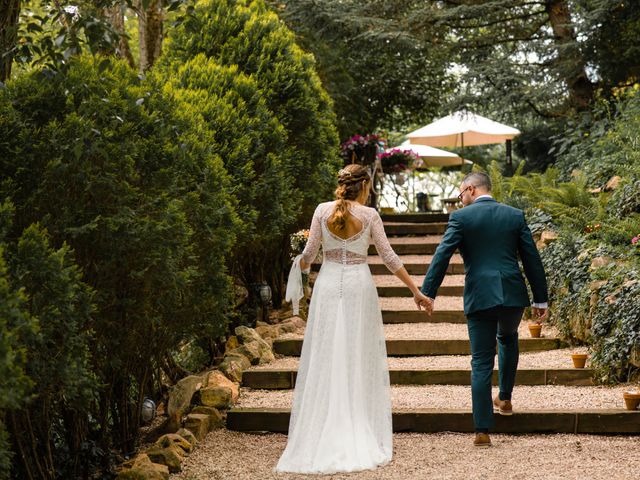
[0,56,240,476]
[162,0,340,292]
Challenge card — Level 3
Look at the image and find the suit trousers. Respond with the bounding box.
[466,306,524,431]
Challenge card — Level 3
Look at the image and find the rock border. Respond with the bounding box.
[116,308,305,479]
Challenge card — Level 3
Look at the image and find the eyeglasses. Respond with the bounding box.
[457,185,474,200]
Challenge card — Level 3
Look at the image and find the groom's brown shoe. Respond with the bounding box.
[473,433,491,448]
[493,396,513,416]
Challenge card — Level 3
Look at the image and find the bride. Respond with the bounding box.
[277,164,431,474]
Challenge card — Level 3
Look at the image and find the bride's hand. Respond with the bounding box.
[414,291,433,315]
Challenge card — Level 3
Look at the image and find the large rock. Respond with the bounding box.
[230,342,262,365]
[145,444,185,474]
[176,428,197,447]
[154,433,193,455]
[276,321,297,335]
[234,326,263,344]
[167,375,204,432]
[206,370,239,402]
[234,326,275,365]
[117,456,169,480]
[255,324,279,342]
[191,406,225,429]
[200,386,232,409]
[183,412,221,441]
[219,353,251,382]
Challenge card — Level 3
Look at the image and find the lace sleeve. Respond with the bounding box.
[301,204,324,265]
[370,211,403,273]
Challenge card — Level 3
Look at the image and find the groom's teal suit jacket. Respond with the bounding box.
[421,197,548,315]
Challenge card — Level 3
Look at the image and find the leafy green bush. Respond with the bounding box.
[0,55,240,472]
[163,0,340,220]
[0,201,95,479]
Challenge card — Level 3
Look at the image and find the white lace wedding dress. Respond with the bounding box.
[276,201,403,474]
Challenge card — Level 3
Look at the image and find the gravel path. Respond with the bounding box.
[169,429,640,480]
[367,254,463,265]
[249,347,591,371]
[278,322,560,341]
[373,275,464,287]
[236,385,635,410]
[379,296,462,310]
[386,235,443,245]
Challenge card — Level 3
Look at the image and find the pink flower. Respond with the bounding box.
[632,236,639,245]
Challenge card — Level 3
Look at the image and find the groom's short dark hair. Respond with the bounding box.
[463,172,492,192]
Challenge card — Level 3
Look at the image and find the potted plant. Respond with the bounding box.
[378,148,420,174]
[622,389,640,410]
[528,322,542,338]
[340,134,385,166]
[571,352,588,368]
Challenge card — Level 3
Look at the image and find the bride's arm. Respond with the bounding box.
[370,211,430,310]
[300,205,323,272]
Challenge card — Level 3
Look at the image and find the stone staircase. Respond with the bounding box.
[227,213,640,435]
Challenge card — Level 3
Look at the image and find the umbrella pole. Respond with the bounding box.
[461,133,464,166]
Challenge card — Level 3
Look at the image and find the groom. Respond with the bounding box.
[419,172,548,448]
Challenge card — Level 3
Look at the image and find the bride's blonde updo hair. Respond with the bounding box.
[328,164,370,231]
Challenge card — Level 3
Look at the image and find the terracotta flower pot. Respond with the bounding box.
[623,391,640,411]
[528,323,542,338]
[571,353,588,369]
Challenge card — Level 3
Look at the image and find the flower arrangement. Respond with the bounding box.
[340,134,385,165]
[290,229,310,258]
[378,148,421,174]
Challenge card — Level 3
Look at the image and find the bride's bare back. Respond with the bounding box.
[327,204,363,240]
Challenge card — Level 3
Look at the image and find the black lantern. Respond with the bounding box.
[249,282,272,325]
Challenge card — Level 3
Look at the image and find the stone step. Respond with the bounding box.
[242,368,594,389]
[312,254,465,275]
[377,275,463,297]
[381,213,449,223]
[369,235,442,255]
[227,408,640,434]
[383,222,447,235]
[274,337,566,356]
[249,347,591,372]
[309,273,465,297]
[381,296,465,323]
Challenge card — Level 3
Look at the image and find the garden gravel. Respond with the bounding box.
[235,384,635,410]
[278,321,560,341]
[170,429,640,480]
[367,253,463,265]
[373,274,464,287]
[249,347,591,371]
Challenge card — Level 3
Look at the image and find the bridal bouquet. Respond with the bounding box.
[290,229,322,263]
[290,229,310,258]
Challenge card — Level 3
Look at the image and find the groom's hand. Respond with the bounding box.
[532,307,548,322]
[414,292,434,316]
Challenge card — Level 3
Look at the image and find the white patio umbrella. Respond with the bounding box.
[406,111,521,148]
[395,141,472,168]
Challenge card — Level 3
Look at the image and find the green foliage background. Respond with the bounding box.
[0,0,339,477]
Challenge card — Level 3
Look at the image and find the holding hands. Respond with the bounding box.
[414,291,434,316]
[531,306,548,322]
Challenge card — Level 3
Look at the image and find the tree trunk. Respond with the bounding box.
[545,0,595,111]
[0,0,21,82]
[138,0,163,72]
[108,4,136,69]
